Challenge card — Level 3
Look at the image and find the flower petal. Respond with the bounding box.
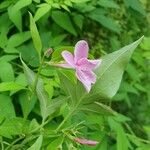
[82,70,96,84]
[76,69,91,92]
[76,69,96,92]
[77,58,102,70]
[74,138,99,146]
[61,51,75,68]
[88,59,102,69]
[74,40,89,63]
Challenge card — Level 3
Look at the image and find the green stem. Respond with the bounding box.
[126,134,150,144]
[12,135,38,150]
[55,111,73,133]
[5,136,24,150]
[56,93,86,132]
[32,55,45,92]
[0,137,4,150]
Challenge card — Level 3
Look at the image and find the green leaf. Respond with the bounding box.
[7,31,31,48]
[117,125,129,150]
[21,58,63,120]
[0,82,25,92]
[8,7,22,31]
[0,94,15,119]
[29,12,42,60]
[0,117,28,138]
[27,135,43,150]
[46,137,64,150]
[0,55,18,62]
[0,61,14,82]
[92,36,144,99]
[51,11,77,36]
[73,14,84,30]
[49,34,67,47]
[19,91,36,118]
[89,12,121,33]
[8,0,32,31]
[98,0,119,9]
[58,69,78,105]
[124,0,146,16]
[34,3,51,21]
[80,101,116,115]
[13,0,32,10]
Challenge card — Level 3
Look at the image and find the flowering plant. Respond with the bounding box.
[20,18,143,148]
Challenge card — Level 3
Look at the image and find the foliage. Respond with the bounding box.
[0,0,150,149]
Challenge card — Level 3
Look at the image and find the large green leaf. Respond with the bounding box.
[92,36,144,99]
[29,12,42,60]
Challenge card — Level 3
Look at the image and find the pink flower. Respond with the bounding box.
[58,40,102,92]
[74,137,99,146]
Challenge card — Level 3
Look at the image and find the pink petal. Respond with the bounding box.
[77,58,102,70]
[88,59,102,69]
[74,138,99,146]
[74,40,89,63]
[61,51,75,68]
[82,70,96,84]
[76,69,96,92]
[76,69,91,92]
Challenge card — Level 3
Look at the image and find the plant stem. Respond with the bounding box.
[55,111,73,132]
[56,93,86,132]
[5,136,24,150]
[32,55,45,92]
[0,137,4,150]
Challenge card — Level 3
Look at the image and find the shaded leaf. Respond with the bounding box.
[27,135,43,150]
[98,0,119,9]
[19,91,37,118]
[89,12,121,33]
[52,11,77,36]
[124,0,146,16]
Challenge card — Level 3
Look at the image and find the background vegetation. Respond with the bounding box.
[0,0,150,149]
